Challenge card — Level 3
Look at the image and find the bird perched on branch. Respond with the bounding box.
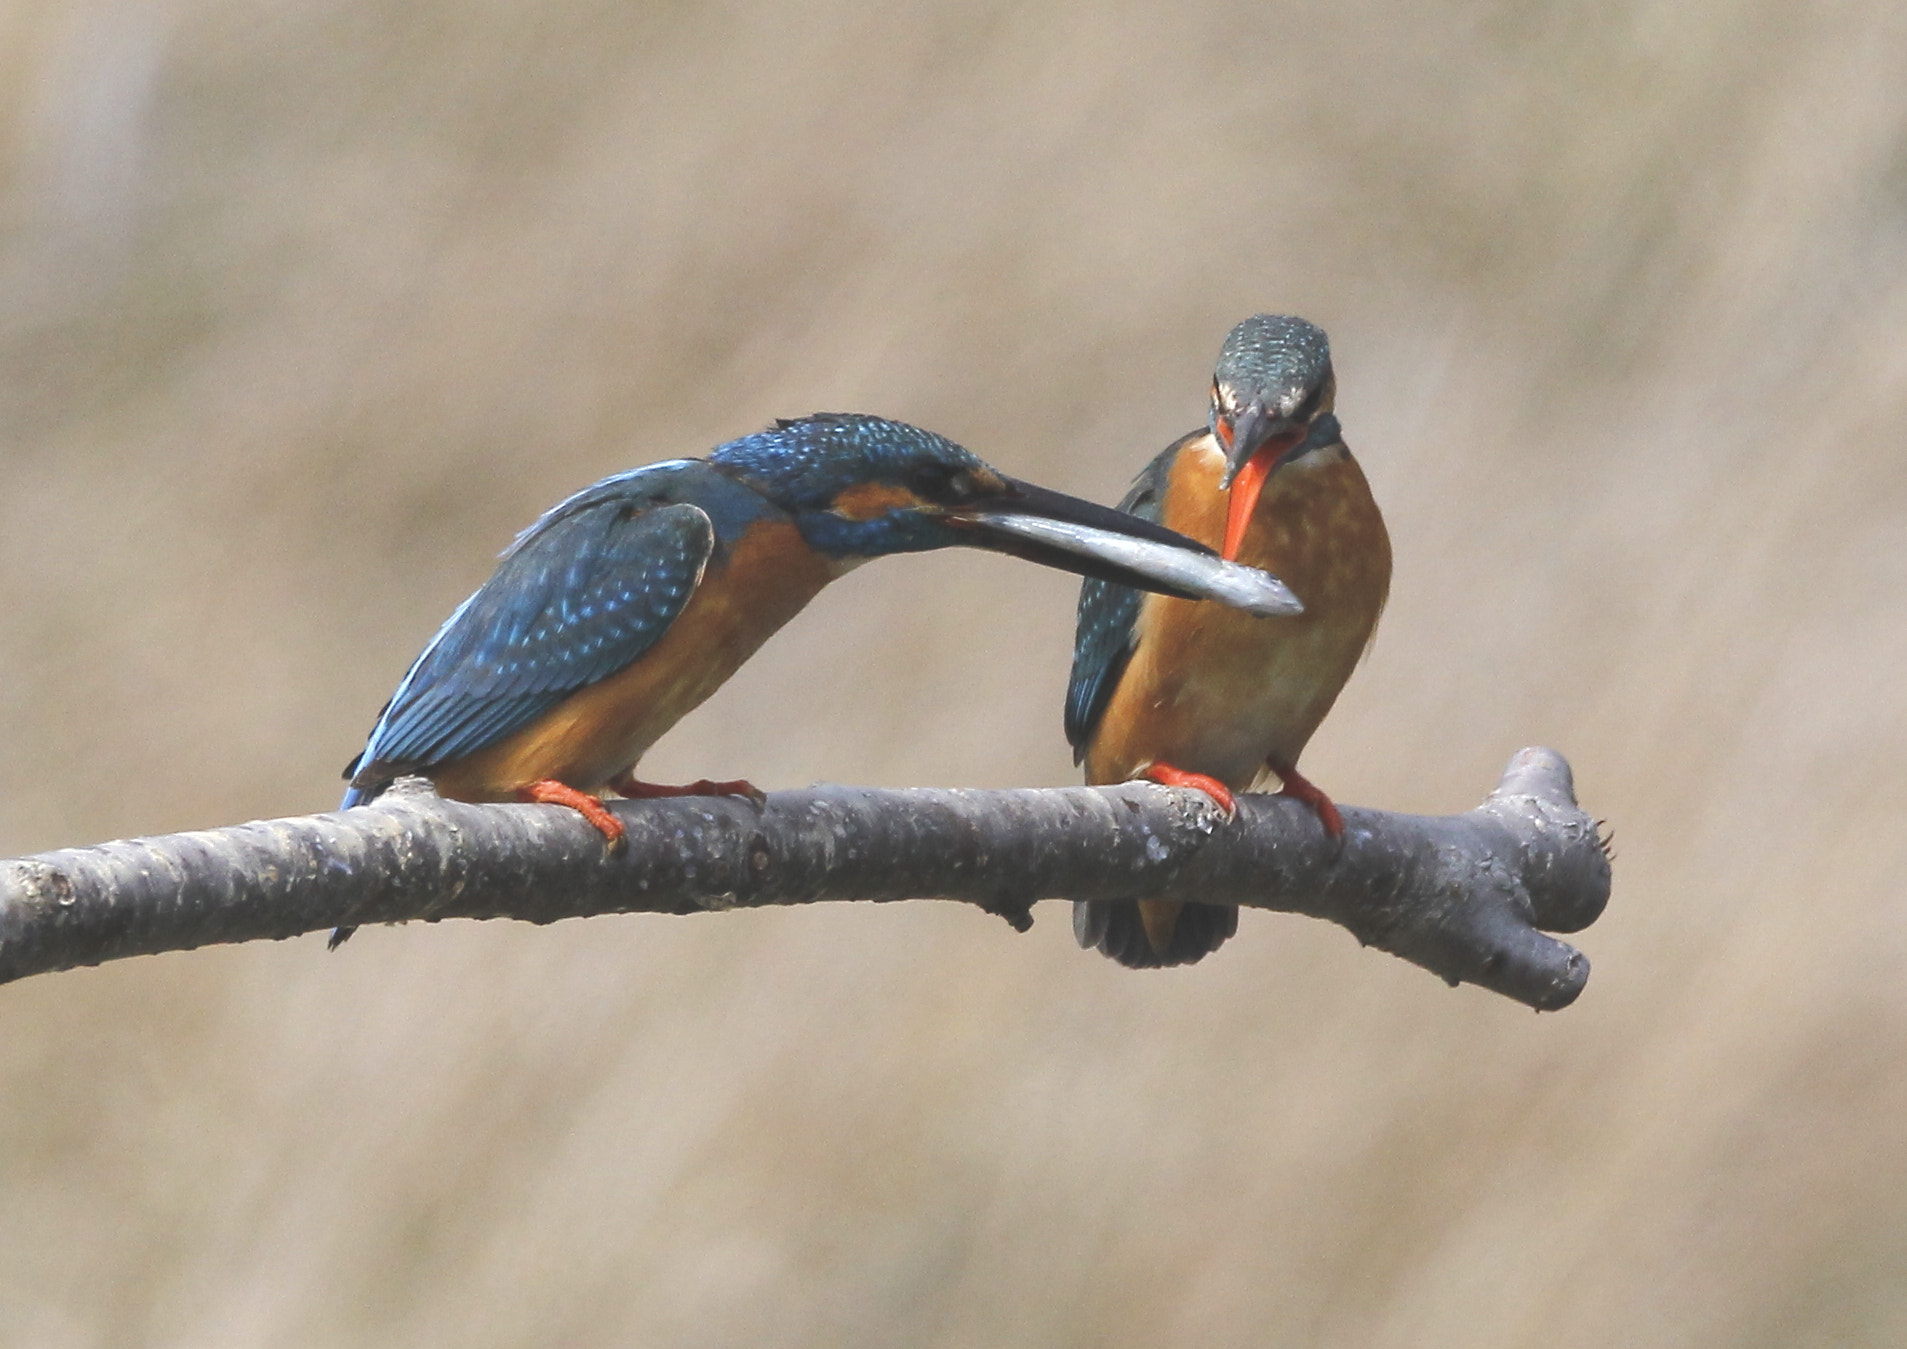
[1067,316,1392,967]
[335,413,1298,945]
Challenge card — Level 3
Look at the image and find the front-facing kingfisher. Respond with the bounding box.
[1067,316,1392,968]
[335,413,1299,944]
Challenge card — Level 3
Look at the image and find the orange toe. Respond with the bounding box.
[1144,762,1237,817]
[517,779,626,853]
[608,772,767,807]
[1267,758,1344,838]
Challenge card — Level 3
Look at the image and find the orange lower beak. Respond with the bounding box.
[1222,447,1276,561]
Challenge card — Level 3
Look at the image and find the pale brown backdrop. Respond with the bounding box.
[2,1,1905,1344]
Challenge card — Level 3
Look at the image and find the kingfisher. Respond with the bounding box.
[335,413,1298,945]
[1066,316,1392,967]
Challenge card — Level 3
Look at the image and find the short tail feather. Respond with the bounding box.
[330,775,389,948]
[1073,898,1236,968]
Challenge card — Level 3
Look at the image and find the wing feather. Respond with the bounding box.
[350,496,714,785]
[1062,435,1192,758]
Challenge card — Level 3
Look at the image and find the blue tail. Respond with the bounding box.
[1073,898,1236,968]
[331,768,382,947]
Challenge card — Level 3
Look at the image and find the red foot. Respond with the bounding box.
[1267,757,1344,838]
[608,770,767,808]
[1144,762,1237,817]
[517,779,627,854]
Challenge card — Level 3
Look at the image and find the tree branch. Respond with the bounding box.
[0,748,1608,1008]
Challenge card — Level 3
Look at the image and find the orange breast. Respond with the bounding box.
[1085,432,1391,789]
[432,520,837,801]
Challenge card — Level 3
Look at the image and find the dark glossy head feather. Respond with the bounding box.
[709,414,998,513]
[1210,315,1334,430]
[704,413,1006,558]
[1208,316,1338,494]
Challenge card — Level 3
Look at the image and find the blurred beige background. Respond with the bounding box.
[1,0,1904,1344]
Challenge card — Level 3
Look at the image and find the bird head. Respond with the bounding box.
[1208,315,1337,561]
[709,413,1300,614]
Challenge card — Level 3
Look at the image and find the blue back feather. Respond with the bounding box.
[345,414,1004,805]
[344,460,773,800]
[1063,434,1194,759]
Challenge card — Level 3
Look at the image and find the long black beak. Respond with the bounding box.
[1218,400,1305,489]
[947,477,1302,616]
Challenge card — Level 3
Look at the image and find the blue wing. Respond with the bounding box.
[1063,434,1195,761]
[344,466,720,802]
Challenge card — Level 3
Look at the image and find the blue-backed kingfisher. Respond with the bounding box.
[336,413,1298,945]
[1067,317,1392,967]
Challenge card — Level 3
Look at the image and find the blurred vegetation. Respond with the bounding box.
[1,0,1904,1344]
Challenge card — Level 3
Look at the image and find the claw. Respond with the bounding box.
[1143,762,1237,817]
[1266,757,1343,838]
[608,771,767,808]
[517,779,627,853]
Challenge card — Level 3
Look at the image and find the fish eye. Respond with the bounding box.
[909,463,983,503]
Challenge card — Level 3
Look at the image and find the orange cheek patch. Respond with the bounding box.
[831,481,922,521]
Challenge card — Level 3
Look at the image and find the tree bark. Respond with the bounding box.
[0,747,1608,1009]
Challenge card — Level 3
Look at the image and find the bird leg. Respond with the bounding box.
[516,780,627,854]
[1265,757,1344,838]
[1143,762,1237,817]
[607,770,768,808]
